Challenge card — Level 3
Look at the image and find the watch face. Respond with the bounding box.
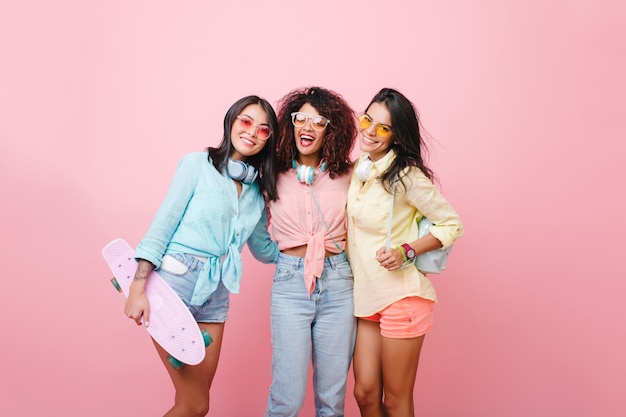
[402,244,416,259]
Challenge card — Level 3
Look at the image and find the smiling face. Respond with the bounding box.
[293,102,326,166]
[358,101,394,161]
[230,103,270,161]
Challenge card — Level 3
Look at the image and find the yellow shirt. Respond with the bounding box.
[346,151,464,316]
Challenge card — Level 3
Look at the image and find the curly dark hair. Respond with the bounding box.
[274,86,356,179]
[365,88,436,194]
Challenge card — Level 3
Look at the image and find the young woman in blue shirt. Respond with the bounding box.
[124,95,279,417]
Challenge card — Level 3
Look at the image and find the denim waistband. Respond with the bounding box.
[277,251,348,269]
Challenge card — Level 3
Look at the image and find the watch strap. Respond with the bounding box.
[401,243,416,260]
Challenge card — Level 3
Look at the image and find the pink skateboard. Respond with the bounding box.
[102,238,210,368]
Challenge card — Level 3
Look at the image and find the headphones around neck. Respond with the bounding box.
[292,160,327,185]
[355,157,373,182]
[228,158,258,184]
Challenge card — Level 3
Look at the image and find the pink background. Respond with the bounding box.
[1,1,624,416]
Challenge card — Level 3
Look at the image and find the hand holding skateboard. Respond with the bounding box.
[102,238,212,368]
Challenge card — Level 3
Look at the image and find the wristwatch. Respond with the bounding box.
[401,243,416,260]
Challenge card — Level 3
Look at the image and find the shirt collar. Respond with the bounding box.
[361,149,396,175]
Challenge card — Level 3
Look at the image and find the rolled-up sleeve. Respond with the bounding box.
[135,155,197,268]
[403,169,464,249]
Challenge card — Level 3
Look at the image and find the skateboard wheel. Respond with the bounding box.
[110,277,122,292]
[167,355,184,370]
[202,330,213,347]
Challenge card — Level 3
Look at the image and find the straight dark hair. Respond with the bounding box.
[366,88,435,194]
[207,95,278,201]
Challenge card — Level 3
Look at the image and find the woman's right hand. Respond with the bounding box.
[124,282,150,327]
[124,259,154,327]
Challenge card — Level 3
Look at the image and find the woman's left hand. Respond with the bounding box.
[375,247,403,270]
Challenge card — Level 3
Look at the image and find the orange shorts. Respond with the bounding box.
[361,296,435,339]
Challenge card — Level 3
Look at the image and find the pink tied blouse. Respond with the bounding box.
[268,168,351,296]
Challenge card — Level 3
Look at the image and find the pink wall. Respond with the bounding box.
[2,1,624,416]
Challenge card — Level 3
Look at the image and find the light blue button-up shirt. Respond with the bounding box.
[135,151,277,306]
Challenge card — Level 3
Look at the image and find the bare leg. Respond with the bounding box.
[153,322,225,417]
[353,319,385,417]
[380,334,425,417]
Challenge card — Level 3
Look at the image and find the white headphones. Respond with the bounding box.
[228,158,258,184]
[355,157,373,182]
[292,160,327,185]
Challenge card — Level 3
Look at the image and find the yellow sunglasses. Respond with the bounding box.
[358,114,393,139]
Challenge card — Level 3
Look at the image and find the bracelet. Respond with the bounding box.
[395,245,408,262]
[400,257,416,270]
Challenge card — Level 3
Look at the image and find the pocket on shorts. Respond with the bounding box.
[160,255,189,276]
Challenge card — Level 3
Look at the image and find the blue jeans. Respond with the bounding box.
[265,252,356,417]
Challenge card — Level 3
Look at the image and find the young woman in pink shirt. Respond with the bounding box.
[262,86,357,417]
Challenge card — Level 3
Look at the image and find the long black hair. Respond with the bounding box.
[207,95,278,201]
[366,88,435,193]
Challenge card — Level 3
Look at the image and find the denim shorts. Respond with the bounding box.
[158,253,230,323]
